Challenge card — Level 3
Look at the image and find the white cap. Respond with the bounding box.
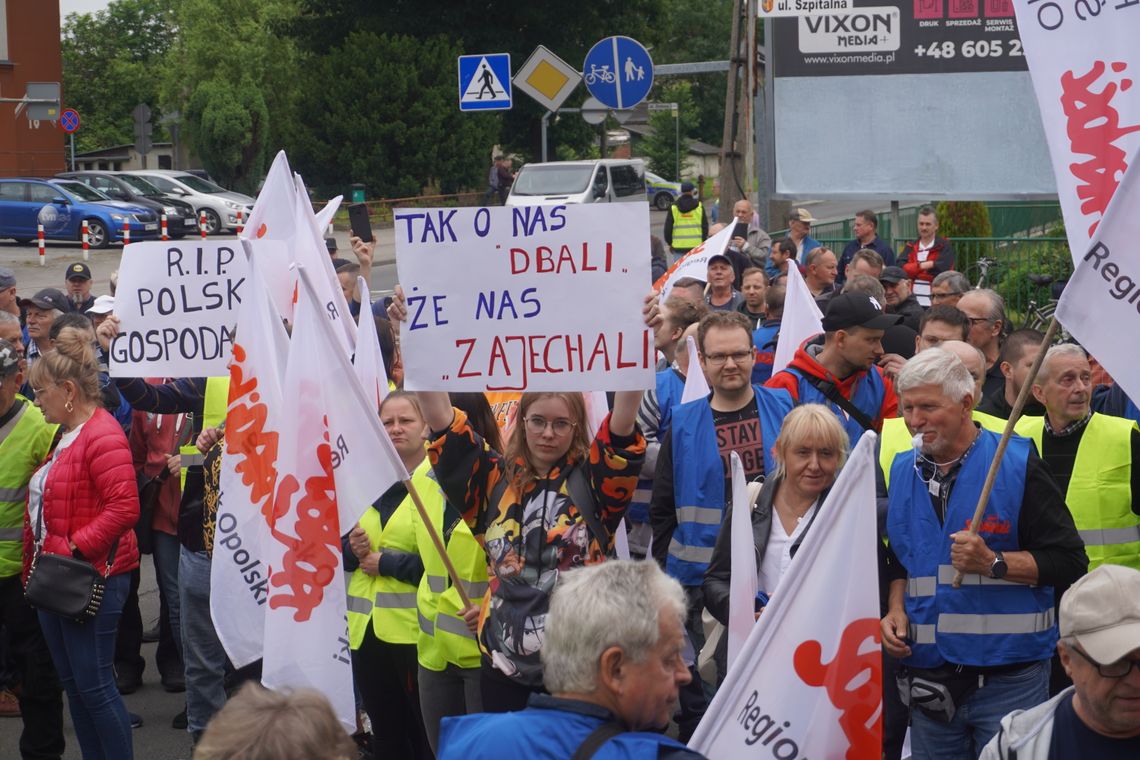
[85,294,115,316]
[1060,564,1140,664]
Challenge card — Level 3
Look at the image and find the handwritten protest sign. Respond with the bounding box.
[396,203,653,392]
[109,240,247,377]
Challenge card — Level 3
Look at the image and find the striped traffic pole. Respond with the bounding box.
[236,210,244,236]
[122,220,130,245]
[161,213,168,241]
[81,220,89,261]
[200,211,208,239]
[37,224,45,266]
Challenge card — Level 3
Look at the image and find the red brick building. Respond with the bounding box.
[0,1,65,176]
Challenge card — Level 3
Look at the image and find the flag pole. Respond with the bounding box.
[402,477,473,610]
[952,315,1060,588]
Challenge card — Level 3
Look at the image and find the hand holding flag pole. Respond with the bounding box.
[952,315,1060,588]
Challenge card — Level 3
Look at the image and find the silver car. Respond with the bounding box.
[124,170,254,235]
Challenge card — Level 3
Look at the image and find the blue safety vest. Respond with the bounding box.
[784,364,887,444]
[886,432,1057,669]
[630,368,686,525]
[751,321,780,385]
[666,387,791,586]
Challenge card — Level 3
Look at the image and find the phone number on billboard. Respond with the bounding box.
[913,38,1024,59]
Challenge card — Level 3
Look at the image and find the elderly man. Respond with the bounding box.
[838,209,896,284]
[767,292,900,444]
[880,266,924,332]
[931,271,971,308]
[803,246,839,305]
[705,252,744,312]
[881,349,1087,759]
[977,329,1047,420]
[18,288,69,369]
[899,205,956,306]
[438,560,707,759]
[65,262,96,313]
[981,564,1140,758]
[726,199,772,268]
[958,288,1008,399]
[1019,345,1140,571]
[0,267,17,318]
[785,208,820,258]
[0,339,65,756]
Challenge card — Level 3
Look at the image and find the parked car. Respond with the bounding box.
[57,171,198,238]
[645,171,682,210]
[0,177,159,248]
[124,170,254,235]
[505,159,646,207]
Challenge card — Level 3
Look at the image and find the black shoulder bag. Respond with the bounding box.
[25,502,119,622]
[798,374,876,431]
[571,721,626,760]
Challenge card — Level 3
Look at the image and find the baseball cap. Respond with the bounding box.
[0,267,15,289]
[66,262,92,281]
[787,208,816,223]
[879,266,907,284]
[1060,564,1140,664]
[0,339,19,378]
[680,181,695,193]
[19,288,71,313]
[707,252,732,268]
[85,294,115,316]
[821,293,902,332]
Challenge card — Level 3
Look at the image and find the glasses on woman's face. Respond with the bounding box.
[523,416,575,436]
[31,383,57,397]
[1069,644,1140,678]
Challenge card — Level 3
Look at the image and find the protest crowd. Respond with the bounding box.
[2,146,1140,760]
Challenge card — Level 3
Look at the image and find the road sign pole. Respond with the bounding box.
[541,111,551,162]
[675,107,680,182]
[69,133,75,171]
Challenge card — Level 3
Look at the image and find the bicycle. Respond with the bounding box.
[974,257,996,289]
[583,64,615,85]
[1022,272,1071,342]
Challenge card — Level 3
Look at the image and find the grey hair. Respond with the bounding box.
[897,349,975,403]
[962,288,1006,325]
[931,270,970,294]
[0,311,18,325]
[541,560,687,694]
[1037,344,1088,383]
[841,274,886,308]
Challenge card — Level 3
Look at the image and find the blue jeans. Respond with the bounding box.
[38,571,133,760]
[911,660,1050,760]
[153,531,182,659]
[179,547,227,741]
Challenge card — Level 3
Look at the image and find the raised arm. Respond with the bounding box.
[610,291,663,436]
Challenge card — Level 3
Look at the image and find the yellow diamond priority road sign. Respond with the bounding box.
[513,45,581,112]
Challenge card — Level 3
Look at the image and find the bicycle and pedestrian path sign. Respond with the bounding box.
[582,36,653,110]
[458,53,512,111]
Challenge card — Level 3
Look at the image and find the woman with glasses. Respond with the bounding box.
[387,287,653,713]
[25,326,138,759]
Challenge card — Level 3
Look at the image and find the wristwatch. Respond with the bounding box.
[989,550,1008,580]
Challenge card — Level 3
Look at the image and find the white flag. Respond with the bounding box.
[680,335,710,403]
[314,196,343,240]
[726,452,757,670]
[1013,0,1140,263]
[772,263,823,374]
[689,433,882,759]
[352,276,390,414]
[654,224,735,300]
[261,268,408,731]
[240,151,300,321]
[212,253,289,667]
[1057,152,1140,406]
[294,173,357,356]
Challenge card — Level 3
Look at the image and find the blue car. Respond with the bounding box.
[0,177,159,248]
[645,171,682,210]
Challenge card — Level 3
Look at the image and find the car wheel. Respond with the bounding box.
[85,219,110,249]
[201,209,222,235]
[654,193,673,211]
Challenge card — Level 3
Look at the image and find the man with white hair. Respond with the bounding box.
[981,564,1140,757]
[438,560,707,759]
[1020,344,1140,571]
[881,349,1087,757]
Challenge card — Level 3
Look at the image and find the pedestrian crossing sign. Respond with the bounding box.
[458,54,512,111]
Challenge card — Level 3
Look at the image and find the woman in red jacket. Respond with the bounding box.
[25,326,139,759]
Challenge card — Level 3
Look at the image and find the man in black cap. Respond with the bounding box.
[65,261,96,313]
[704,252,744,312]
[18,289,70,368]
[766,292,902,444]
[880,266,924,333]
[664,181,708,259]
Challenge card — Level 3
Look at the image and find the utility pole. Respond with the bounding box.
[719,0,750,214]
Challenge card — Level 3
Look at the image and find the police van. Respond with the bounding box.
[505,159,646,207]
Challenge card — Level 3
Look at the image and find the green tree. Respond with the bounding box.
[61,0,177,153]
[183,78,270,191]
[936,201,993,281]
[639,81,698,181]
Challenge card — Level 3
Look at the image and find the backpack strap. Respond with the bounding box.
[798,372,876,431]
[571,721,626,760]
[565,465,608,555]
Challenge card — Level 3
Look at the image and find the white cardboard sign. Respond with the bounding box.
[396,203,654,392]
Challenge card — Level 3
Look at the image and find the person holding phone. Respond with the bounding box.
[726,200,772,269]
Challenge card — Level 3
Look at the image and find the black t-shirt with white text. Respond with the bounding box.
[712,400,764,500]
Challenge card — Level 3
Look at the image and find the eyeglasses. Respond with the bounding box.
[965,317,993,326]
[1069,644,1140,678]
[523,416,576,436]
[931,292,963,301]
[31,384,57,396]
[704,350,754,366]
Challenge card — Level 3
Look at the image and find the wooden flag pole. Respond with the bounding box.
[952,315,1060,588]
[402,477,473,610]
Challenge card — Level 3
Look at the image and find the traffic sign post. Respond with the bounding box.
[60,109,80,172]
[458,54,512,111]
[583,36,654,110]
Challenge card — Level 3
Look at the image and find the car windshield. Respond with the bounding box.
[172,174,227,194]
[511,165,595,196]
[118,174,163,196]
[54,181,106,202]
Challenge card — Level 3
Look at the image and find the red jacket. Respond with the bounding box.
[899,236,956,285]
[24,407,140,579]
[765,344,898,432]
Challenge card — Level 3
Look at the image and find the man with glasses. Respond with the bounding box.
[958,288,1007,399]
[650,311,792,667]
[982,564,1140,758]
[930,271,970,308]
